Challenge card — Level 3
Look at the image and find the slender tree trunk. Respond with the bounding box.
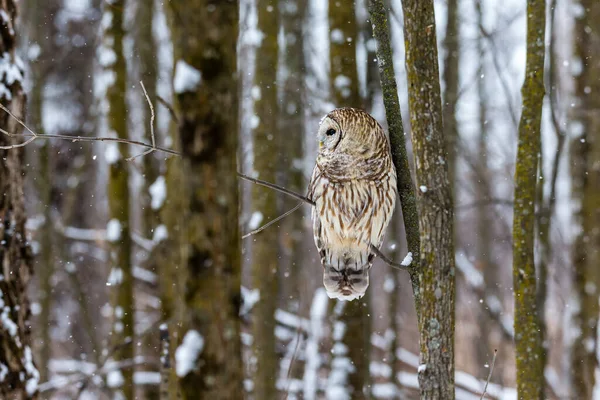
[277,7,307,387]
[570,1,600,397]
[401,0,456,398]
[166,1,243,398]
[0,2,38,398]
[329,1,370,397]
[135,0,161,238]
[23,0,52,382]
[251,1,280,398]
[133,2,161,398]
[511,0,546,398]
[103,1,135,398]
[442,0,459,187]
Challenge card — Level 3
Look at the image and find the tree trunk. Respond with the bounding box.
[570,0,600,397]
[135,0,161,238]
[0,2,39,399]
[511,0,546,398]
[166,1,243,398]
[103,1,135,397]
[401,1,456,398]
[251,1,280,398]
[278,0,306,318]
[329,1,370,397]
[442,0,459,187]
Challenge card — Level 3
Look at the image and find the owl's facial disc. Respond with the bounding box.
[317,118,342,152]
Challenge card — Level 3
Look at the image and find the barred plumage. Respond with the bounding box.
[308,108,397,301]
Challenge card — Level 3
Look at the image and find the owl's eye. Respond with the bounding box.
[326,128,336,136]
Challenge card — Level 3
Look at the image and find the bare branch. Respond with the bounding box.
[156,95,179,124]
[480,349,498,399]
[127,81,157,161]
[242,201,304,239]
[238,172,315,205]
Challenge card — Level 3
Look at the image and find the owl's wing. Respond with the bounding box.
[368,169,397,252]
[308,165,328,264]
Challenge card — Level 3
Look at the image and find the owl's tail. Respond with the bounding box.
[322,257,371,301]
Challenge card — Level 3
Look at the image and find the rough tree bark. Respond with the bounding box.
[0,2,39,399]
[570,0,600,397]
[401,0,456,398]
[166,1,243,398]
[103,1,135,397]
[251,1,279,398]
[329,0,371,396]
[511,0,546,398]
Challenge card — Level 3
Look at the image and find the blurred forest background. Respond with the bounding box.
[0,0,598,399]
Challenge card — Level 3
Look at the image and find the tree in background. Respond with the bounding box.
[251,1,280,398]
[442,0,460,186]
[278,0,306,317]
[166,0,243,398]
[401,0,456,397]
[329,0,371,396]
[102,1,135,397]
[571,0,600,397]
[511,0,546,397]
[0,2,39,398]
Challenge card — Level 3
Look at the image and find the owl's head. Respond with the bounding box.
[317,108,388,159]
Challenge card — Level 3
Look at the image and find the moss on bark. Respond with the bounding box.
[511,0,546,398]
[570,0,600,397]
[401,0,456,398]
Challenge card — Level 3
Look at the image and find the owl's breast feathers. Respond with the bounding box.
[308,158,397,300]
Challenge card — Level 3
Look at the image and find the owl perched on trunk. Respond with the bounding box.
[308,108,397,301]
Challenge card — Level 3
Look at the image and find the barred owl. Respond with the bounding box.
[308,108,397,301]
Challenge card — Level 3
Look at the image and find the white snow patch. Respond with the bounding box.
[419,185,428,193]
[107,268,123,286]
[248,211,263,230]
[174,60,202,94]
[418,363,427,373]
[104,142,121,164]
[0,306,18,338]
[107,369,124,388]
[106,219,122,242]
[24,346,39,396]
[0,363,7,382]
[175,330,204,377]
[401,252,413,266]
[149,176,167,210]
[152,225,168,243]
[455,252,484,288]
[134,371,161,385]
[240,286,260,316]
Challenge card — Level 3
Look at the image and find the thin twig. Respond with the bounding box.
[371,246,410,271]
[238,172,315,205]
[0,102,180,156]
[157,95,179,124]
[127,81,156,161]
[242,201,304,239]
[480,349,498,399]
